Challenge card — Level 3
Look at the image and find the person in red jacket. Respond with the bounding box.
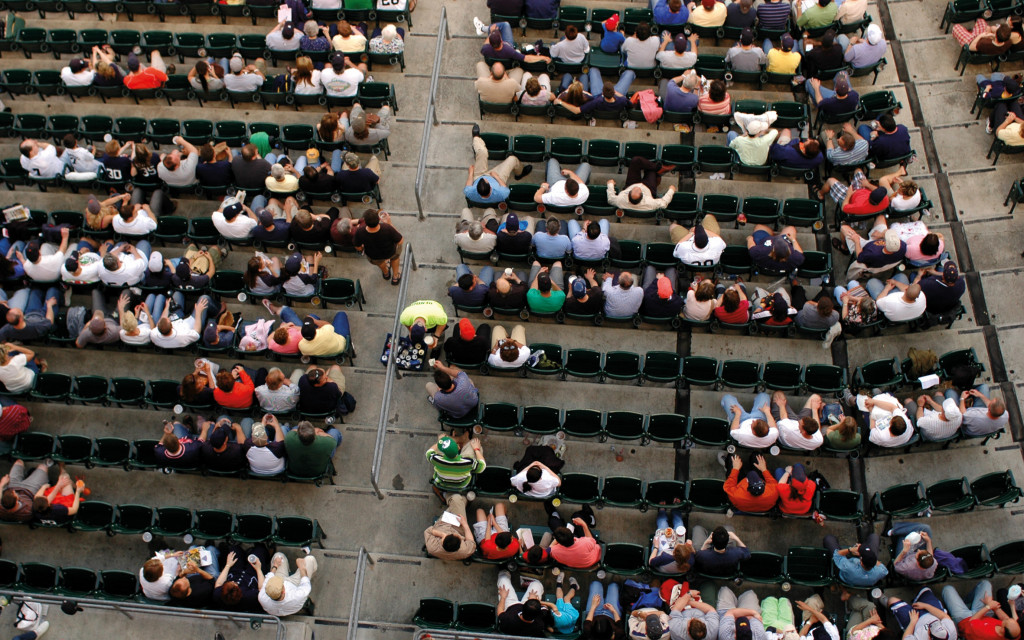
[942,581,1021,640]
[774,463,816,515]
[214,365,257,409]
[723,454,778,513]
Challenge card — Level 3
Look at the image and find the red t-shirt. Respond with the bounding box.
[480,534,521,560]
[777,478,816,515]
[959,617,1003,640]
[124,68,168,90]
[550,536,601,568]
[213,370,254,409]
[724,469,779,512]
[714,299,750,324]
[843,189,889,216]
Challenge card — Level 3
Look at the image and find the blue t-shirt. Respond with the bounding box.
[664,84,699,112]
[869,126,912,160]
[725,1,757,28]
[600,30,625,54]
[580,94,627,115]
[532,232,572,258]
[694,546,751,575]
[817,92,859,117]
[653,0,688,24]
[756,1,791,29]
[430,372,480,418]
[833,551,888,587]
[252,220,290,243]
[525,0,558,19]
[448,283,490,307]
[769,139,823,169]
[464,177,509,204]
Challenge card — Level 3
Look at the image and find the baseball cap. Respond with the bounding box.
[1005,77,1021,95]
[505,213,519,232]
[86,196,101,214]
[204,322,220,345]
[673,34,688,52]
[149,250,163,272]
[942,261,959,283]
[437,436,460,460]
[771,236,791,259]
[883,229,901,252]
[571,278,587,299]
[869,186,888,206]
[69,58,87,73]
[746,471,766,496]
[657,276,673,300]
[645,615,664,640]
[251,423,267,441]
[458,317,476,341]
[330,52,346,69]
[284,253,302,275]
[409,322,426,344]
[866,24,882,45]
[257,208,274,227]
[209,427,228,448]
[792,463,806,482]
[229,53,244,73]
[127,52,140,72]
[283,23,295,39]
[747,120,767,136]
[941,398,962,420]
[305,148,320,164]
[740,28,754,46]
[350,106,368,134]
[834,76,851,96]
[24,243,40,263]
[926,620,949,640]
[301,317,318,340]
[175,260,192,282]
[693,224,708,249]
[781,33,795,50]
[735,617,753,640]
[222,202,244,220]
[264,575,285,600]
[859,540,878,567]
[344,152,360,168]
[603,14,619,31]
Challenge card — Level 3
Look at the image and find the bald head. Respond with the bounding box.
[619,273,633,289]
[990,398,1006,417]
[490,62,506,80]
[496,278,510,294]
[905,284,921,301]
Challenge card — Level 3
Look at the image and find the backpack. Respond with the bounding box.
[906,347,937,380]
[950,364,982,392]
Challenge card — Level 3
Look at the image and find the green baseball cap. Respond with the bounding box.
[437,436,460,460]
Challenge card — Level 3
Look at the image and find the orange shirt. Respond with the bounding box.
[213,370,254,409]
[124,68,168,90]
[724,468,779,512]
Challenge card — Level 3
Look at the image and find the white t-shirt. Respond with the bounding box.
[99,253,147,286]
[674,236,726,265]
[61,67,96,86]
[550,34,590,64]
[867,393,913,446]
[656,50,697,69]
[0,354,36,393]
[113,212,158,236]
[139,555,179,602]
[777,418,823,450]
[542,180,589,207]
[224,72,264,93]
[120,324,152,346]
[157,152,199,186]
[61,252,103,284]
[889,190,922,212]
[266,31,302,51]
[876,290,926,322]
[150,318,200,349]
[258,572,311,616]
[212,211,258,239]
[321,67,362,97]
[293,70,322,95]
[21,145,65,179]
[487,345,530,369]
[23,248,64,283]
[377,0,407,9]
[312,0,341,8]
[730,419,779,448]
[62,147,102,174]
[247,445,286,475]
[510,468,560,498]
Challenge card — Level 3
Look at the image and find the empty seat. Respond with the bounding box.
[559,473,601,504]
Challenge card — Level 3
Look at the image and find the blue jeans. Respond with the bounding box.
[295,149,342,173]
[727,131,739,144]
[546,158,592,185]
[943,580,992,623]
[582,68,636,95]
[889,522,932,550]
[172,421,191,439]
[187,544,222,576]
[280,305,302,326]
[588,581,621,618]
[322,427,343,456]
[171,292,213,327]
[146,293,168,319]
[721,392,770,423]
[805,80,836,105]
[857,124,875,143]
[251,194,268,211]
[865,273,909,300]
[455,264,495,287]
[8,286,60,314]
[656,508,684,531]
[837,34,850,52]
[567,219,609,238]
[947,384,989,408]
[492,21,515,47]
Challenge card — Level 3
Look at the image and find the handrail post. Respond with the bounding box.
[414,6,448,220]
[346,547,369,640]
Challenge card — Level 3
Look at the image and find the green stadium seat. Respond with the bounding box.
[473,466,512,497]
[526,344,563,376]
[682,356,719,387]
[72,501,115,533]
[232,514,275,544]
[718,360,762,390]
[13,432,57,461]
[741,552,786,583]
[559,473,601,504]
[602,352,641,383]
[69,376,108,405]
[871,482,929,519]
[58,567,99,596]
[151,507,194,538]
[687,417,730,447]
[53,434,93,465]
[816,489,864,521]
[19,562,59,593]
[108,377,147,407]
[604,411,645,442]
[272,516,325,548]
[785,547,833,587]
[970,470,1023,507]
[111,504,155,535]
[520,406,562,435]
[480,403,520,433]
[320,279,365,311]
[562,409,603,439]
[455,602,497,632]
[30,373,72,402]
[98,570,139,600]
[644,479,688,510]
[926,477,975,513]
[0,560,18,588]
[741,197,780,226]
[687,478,730,512]
[948,544,995,579]
[601,542,646,576]
[549,137,583,164]
[586,139,622,167]
[990,540,1024,574]
[854,358,904,392]
[601,476,644,509]
[563,349,602,381]
[90,437,132,468]
[192,509,235,541]
[414,597,455,629]
[511,135,547,163]
[645,414,688,444]
[802,364,848,395]
[762,362,802,391]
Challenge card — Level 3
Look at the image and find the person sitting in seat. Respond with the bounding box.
[859,392,914,447]
[724,454,778,513]
[155,419,203,469]
[526,262,566,314]
[475,61,523,105]
[607,156,677,211]
[686,0,726,28]
[602,272,644,317]
[747,225,805,273]
[723,393,779,448]
[841,23,887,68]
[857,114,911,163]
[284,420,342,476]
[488,324,530,369]
[770,129,823,170]
[465,126,533,204]
[728,120,779,167]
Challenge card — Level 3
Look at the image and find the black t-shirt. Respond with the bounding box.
[155,440,203,468]
[335,168,380,194]
[353,224,403,260]
[487,282,528,309]
[33,504,70,526]
[252,221,291,243]
[174,575,214,608]
[919,276,966,313]
[496,230,532,255]
[802,44,845,80]
[487,0,523,14]
[133,156,161,188]
[497,605,548,637]
[299,173,334,194]
[749,235,805,272]
[102,155,132,182]
[145,266,174,288]
[641,286,683,317]
[196,160,233,187]
[444,336,490,364]
[172,272,211,289]
[231,157,272,189]
[290,218,332,244]
[200,442,245,472]
[562,287,604,315]
[298,376,341,414]
[449,284,489,307]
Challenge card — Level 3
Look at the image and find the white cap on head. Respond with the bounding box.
[866,24,883,45]
[149,251,163,272]
[941,398,962,420]
[746,120,767,136]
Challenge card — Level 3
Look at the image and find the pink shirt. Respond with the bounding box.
[269,326,302,354]
[550,537,601,568]
[904,234,943,262]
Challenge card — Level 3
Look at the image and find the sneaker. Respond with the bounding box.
[716,450,729,469]
[556,571,565,584]
[473,16,487,35]
[987,121,993,135]
[568,576,580,591]
[33,621,49,638]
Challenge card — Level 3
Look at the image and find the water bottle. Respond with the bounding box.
[173,404,184,415]
[781,582,791,592]
[142,532,153,543]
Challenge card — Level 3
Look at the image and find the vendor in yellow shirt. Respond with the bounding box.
[686,0,727,28]
[400,299,449,346]
[766,33,802,74]
[298,311,350,357]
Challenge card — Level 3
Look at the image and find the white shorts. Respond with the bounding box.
[472,515,509,543]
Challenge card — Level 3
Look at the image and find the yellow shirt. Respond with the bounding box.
[766,49,801,74]
[298,325,348,356]
[997,122,1024,146]
[687,2,727,27]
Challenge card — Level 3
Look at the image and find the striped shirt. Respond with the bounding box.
[917,407,963,441]
[827,138,869,166]
[426,446,485,489]
[756,1,792,29]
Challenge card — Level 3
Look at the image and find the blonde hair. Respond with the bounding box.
[294,56,315,87]
[120,311,138,333]
[0,344,10,365]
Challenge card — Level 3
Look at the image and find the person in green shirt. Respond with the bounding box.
[797,0,838,30]
[727,120,779,167]
[425,435,486,495]
[283,420,341,477]
[525,261,566,314]
[400,299,448,345]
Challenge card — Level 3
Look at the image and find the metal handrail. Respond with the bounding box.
[0,591,285,640]
[413,5,451,220]
[369,241,417,499]
[414,630,524,640]
[345,546,373,640]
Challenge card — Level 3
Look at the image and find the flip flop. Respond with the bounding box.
[391,272,402,286]
[261,298,275,315]
[831,237,851,256]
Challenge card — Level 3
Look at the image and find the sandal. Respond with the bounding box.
[261,298,275,315]
[391,272,402,286]
[382,264,391,280]
[831,237,851,256]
